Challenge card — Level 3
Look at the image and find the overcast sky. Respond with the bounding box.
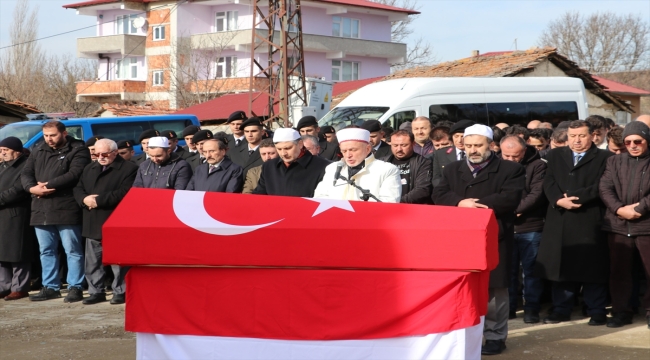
[0,0,649,63]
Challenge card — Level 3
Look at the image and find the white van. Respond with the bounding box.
[319,77,589,130]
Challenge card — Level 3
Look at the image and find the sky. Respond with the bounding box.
[0,0,649,63]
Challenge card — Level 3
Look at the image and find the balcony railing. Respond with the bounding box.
[76,80,146,102]
[77,34,146,59]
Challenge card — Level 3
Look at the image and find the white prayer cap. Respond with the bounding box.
[273,128,301,143]
[337,128,370,143]
[463,124,493,141]
[148,136,170,148]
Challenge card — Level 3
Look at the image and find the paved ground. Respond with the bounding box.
[1,290,649,359]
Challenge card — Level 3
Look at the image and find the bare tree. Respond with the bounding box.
[370,0,437,70]
[539,11,650,73]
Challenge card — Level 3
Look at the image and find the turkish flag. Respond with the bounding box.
[103,189,499,271]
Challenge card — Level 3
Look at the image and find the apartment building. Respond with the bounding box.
[64,0,417,110]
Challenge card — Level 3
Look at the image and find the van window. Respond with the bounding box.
[319,106,390,130]
[0,123,42,144]
[66,125,83,140]
[385,110,416,130]
[91,122,148,142]
[429,101,578,127]
[151,120,192,134]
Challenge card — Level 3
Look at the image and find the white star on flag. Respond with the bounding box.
[303,198,355,217]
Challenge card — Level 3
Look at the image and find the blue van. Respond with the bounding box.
[0,114,200,155]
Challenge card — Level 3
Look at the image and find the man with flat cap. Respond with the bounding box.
[161,130,192,160]
[116,140,135,162]
[229,117,265,176]
[314,128,401,202]
[253,128,330,197]
[432,124,525,355]
[430,119,475,187]
[85,136,105,162]
[133,136,192,190]
[181,125,200,155]
[296,116,341,161]
[186,136,243,193]
[360,120,391,159]
[132,129,160,166]
[187,130,213,171]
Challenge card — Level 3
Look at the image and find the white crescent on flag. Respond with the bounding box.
[172,191,283,236]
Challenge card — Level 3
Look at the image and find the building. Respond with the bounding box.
[63,0,417,110]
[0,97,41,125]
[592,75,650,122]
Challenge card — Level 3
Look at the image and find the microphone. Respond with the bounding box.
[333,162,343,186]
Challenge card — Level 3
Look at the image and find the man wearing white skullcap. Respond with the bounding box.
[132,136,193,189]
[313,128,401,202]
[432,123,526,356]
[252,127,330,197]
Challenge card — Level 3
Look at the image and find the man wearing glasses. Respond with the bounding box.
[73,139,138,305]
[534,120,613,326]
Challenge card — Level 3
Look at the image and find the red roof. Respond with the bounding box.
[592,75,650,96]
[64,0,418,14]
[478,51,513,57]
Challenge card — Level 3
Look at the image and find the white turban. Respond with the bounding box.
[273,128,301,143]
[148,136,170,148]
[463,124,493,141]
[337,128,370,143]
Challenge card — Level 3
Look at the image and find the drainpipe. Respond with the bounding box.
[98,53,110,80]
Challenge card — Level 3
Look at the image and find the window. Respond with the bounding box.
[331,60,359,82]
[428,101,579,127]
[153,71,164,86]
[216,11,238,32]
[319,106,389,129]
[116,14,138,35]
[215,56,237,78]
[116,58,138,79]
[386,110,416,130]
[153,25,165,41]
[332,16,360,38]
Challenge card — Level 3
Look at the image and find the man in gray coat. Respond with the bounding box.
[133,137,192,190]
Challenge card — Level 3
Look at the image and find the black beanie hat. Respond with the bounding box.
[227,110,247,123]
[296,116,318,131]
[0,136,23,152]
[181,125,201,138]
[192,130,214,143]
[623,121,650,142]
[360,120,382,133]
[116,139,135,149]
[241,117,264,130]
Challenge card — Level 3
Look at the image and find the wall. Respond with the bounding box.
[299,7,391,41]
[618,94,643,120]
[177,3,255,36]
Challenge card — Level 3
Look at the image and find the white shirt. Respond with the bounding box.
[456,148,465,161]
[248,144,260,152]
[313,155,402,203]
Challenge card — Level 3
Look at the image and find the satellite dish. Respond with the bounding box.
[132,17,146,29]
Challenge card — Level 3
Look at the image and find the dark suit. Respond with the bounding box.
[430,146,458,187]
[229,145,263,178]
[186,157,244,193]
[253,151,329,197]
[319,134,341,161]
[175,146,195,160]
[373,141,392,159]
[132,153,147,166]
[187,155,206,172]
[226,134,248,163]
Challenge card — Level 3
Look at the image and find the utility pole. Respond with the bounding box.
[249,0,307,128]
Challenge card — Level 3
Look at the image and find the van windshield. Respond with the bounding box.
[319,107,389,131]
[0,123,43,144]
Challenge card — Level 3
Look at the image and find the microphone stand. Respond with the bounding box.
[336,174,382,202]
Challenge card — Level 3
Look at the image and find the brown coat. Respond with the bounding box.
[242,165,262,194]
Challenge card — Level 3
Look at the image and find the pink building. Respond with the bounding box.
[64,0,417,109]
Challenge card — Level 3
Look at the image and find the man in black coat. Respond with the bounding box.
[181,125,201,154]
[21,120,91,303]
[132,129,160,166]
[187,130,213,171]
[296,116,341,161]
[0,137,36,301]
[360,120,392,159]
[229,117,265,177]
[186,138,243,193]
[430,119,475,188]
[380,130,432,204]
[254,128,329,197]
[432,125,525,356]
[73,139,138,305]
[500,136,548,324]
[535,120,614,326]
[225,110,248,151]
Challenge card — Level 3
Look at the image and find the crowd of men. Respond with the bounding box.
[1,110,650,356]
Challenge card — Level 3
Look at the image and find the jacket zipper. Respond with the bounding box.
[626,157,638,236]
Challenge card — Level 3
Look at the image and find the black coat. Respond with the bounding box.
[381,153,432,204]
[535,145,613,283]
[175,146,195,160]
[133,152,192,190]
[253,151,330,197]
[430,146,458,188]
[226,134,247,150]
[21,136,91,226]
[187,154,206,171]
[374,141,392,159]
[514,146,548,233]
[229,145,264,178]
[319,134,342,161]
[186,157,244,193]
[0,155,36,263]
[432,156,525,288]
[132,153,147,166]
[73,156,138,240]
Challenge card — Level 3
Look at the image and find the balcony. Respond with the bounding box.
[76,80,146,103]
[77,34,146,59]
[190,30,406,64]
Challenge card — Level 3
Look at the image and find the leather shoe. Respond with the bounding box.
[508,309,517,319]
[4,291,29,301]
[524,310,540,324]
[588,313,607,326]
[544,312,571,324]
[0,290,10,299]
[82,293,107,305]
[607,313,633,328]
[481,340,506,355]
[110,293,125,305]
